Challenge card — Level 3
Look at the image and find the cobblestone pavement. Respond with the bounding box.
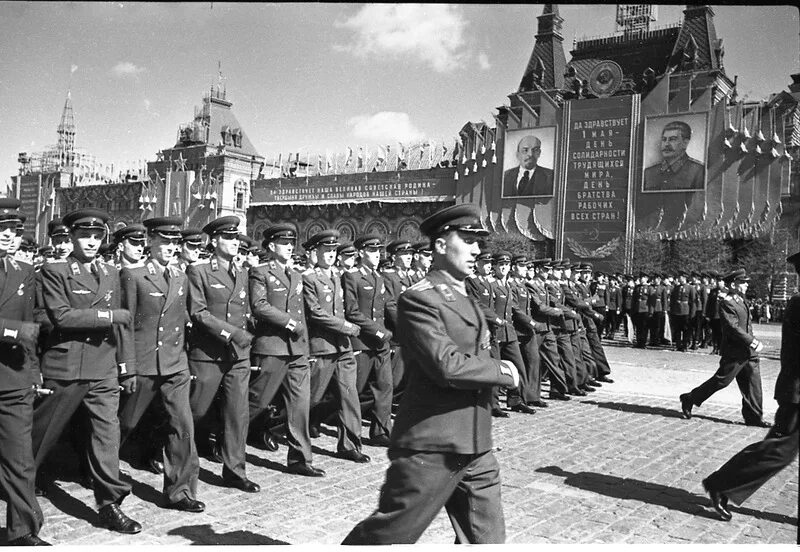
[4,324,797,544]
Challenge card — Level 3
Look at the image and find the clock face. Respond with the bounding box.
[588,61,623,98]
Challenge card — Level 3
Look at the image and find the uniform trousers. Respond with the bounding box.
[583,318,611,376]
[517,333,541,403]
[692,312,706,346]
[633,312,650,347]
[605,310,619,339]
[118,371,198,503]
[554,331,580,392]
[497,340,527,408]
[649,312,666,345]
[535,331,568,395]
[687,355,764,424]
[577,331,597,379]
[355,347,393,439]
[309,352,362,453]
[32,378,130,509]
[703,402,798,505]
[249,355,312,466]
[389,346,406,402]
[592,307,607,336]
[671,314,690,350]
[709,319,722,352]
[188,359,249,481]
[342,448,505,544]
[569,332,591,385]
[0,387,42,541]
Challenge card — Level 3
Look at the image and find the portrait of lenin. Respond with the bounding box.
[502,128,556,198]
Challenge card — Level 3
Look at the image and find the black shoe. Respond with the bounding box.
[98,503,142,534]
[579,384,596,393]
[509,403,536,414]
[205,437,223,463]
[81,474,95,490]
[34,485,46,497]
[679,393,693,419]
[309,424,320,439]
[530,400,548,408]
[167,497,206,513]
[491,408,510,418]
[586,379,602,387]
[336,449,371,463]
[548,392,571,401]
[223,477,260,493]
[147,457,165,475]
[261,431,279,452]
[745,419,773,428]
[569,388,587,397]
[596,376,614,383]
[286,462,326,477]
[370,434,391,447]
[703,482,732,521]
[7,534,51,546]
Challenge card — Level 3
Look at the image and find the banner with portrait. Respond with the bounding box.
[641,112,708,193]
[501,127,557,199]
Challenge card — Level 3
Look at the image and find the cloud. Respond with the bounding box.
[70,64,78,74]
[111,61,145,77]
[336,5,466,73]
[143,98,152,111]
[347,112,425,144]
[477,52,491,71]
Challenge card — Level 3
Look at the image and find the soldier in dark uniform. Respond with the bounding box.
[302,229,370,463]
[33,208,141,534]
[620,275,635,342]
[705,272,725,355]
[410,242,432,283]
[563,264,597,391]
[576,265,613,383]
[700,252,800,521]
[631,273,651,348]
[342,204,519,544]
[117,216,204,512]
[692,272,710,349]
[336,243,357,273]
[605,274,623,339]
[547,261,586,396]
[343,235,394,445]
[670,272,697,352]
[648,273,668,346]
[112,225,147,269]
[186,216,259,493]
[679,269,772,426]
[0,199,48,546]
[382,240,416,399]
[247,224,324,477]
[175,229,203,272]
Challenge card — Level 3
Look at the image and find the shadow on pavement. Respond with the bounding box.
[126,473,165,507]
[244,453,289,474]
[39,482,100,528]
[167,523,289,545]
[536,465,797,526]
[582,399,739,425]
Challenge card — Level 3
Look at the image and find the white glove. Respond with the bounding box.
[753,339,764,353]
[499,360,520,389]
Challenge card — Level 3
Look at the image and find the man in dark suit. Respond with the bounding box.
[0,199,48,546]
[247,224,324,477]
[680,269,771,427]
[342,204,519,544]
[118,216,203,513]
[302,230,369,463]
[342,234,394,446]
[700,253,800,521]
[502,135,554,197]
[33,208,141,534]
[186,216,259,493]
[643,120,705,191]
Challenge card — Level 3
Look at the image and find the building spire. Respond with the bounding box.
[519,3,566,92]
[57,90,76,157]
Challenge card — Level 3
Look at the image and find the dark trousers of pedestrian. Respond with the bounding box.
[498,340,528,408]
[517,333,541,403]
[709,319,722,353]
[649,312,666,345]
[633,312,650,348]
[342,448,506,544]
[671,314,690,350]
[249,355,312,467]
[189,359,249,481]
[0,387,43,541]
[703,401,798,505]
[309,352,363,453]
[687,355,764,424]
[583,317,611,377]
[605,310,619,339]
[573,331,595,382]
[118,371,199,503]
[554,331,580,392]
[32,378,130,509]
[355,347,393,439]
[535,331,568,396]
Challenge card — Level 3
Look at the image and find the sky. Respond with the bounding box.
[1,3,798,190]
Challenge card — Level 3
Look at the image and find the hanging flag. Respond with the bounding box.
[377,145,386,164]
[357,147,364,170]
[326,151,332,174]
[344,146,353,168]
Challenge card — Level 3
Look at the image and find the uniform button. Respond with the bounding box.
[158,341,163,346]
[85,337,91,342]
[227,313,231,318]
[159,327,164,332]
[175,327,180,331]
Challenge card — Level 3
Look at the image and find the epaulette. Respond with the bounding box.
[408,278,433,292]
[467,273,477,279]
[194,259,210,265]
[47,258,67,264]
[301,267,314,276]
[723,294,735,302]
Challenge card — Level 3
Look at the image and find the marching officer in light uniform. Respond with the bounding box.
[186,216,259,493]
[679,269,771,427]
[112,225,147,269]
[546,261,585,396]
[302,229,370,463]
[117,216,204,513]
[382,239,416,398]
[343,234,395,446]
[33,208,141,534]
[247,224,325,477]
[0,198,48,546]
[343,204,519,544]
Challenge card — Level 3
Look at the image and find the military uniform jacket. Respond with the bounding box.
[391,269,515,454]
[186,256,251,362]
[670,284,697,316]
[382,269,413,335]
[249,259,308,357]
[698,285,710,314]
[466,274,503,332]
[491,277,520,343]
[705,288,722,320]
[39,255,134,380]
[622,285,634,311]
[343,266,391,351]
[631,284,650,314]
[647,284,668,314]
[776,293,800,404]
[607,285,622,311]
[590,283,607,309]
[510,276,536,336]
[564,282,594,322]
[0,257,40,390]
[303,265,356,356]
[719,292,757,360]
[525,278,563,333]
[120,259,189,376]
[546,279,580,331]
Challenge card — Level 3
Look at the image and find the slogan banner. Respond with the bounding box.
[562,96,635,270]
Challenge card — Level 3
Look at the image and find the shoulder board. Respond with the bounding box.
[408,278,433,292]
[147,262,157,275]
[435,283,456,302]
[47,258,67,264]
[210,258,219,271]
[724,294,735,302]
[301,267,314,276]
[467,274,477,279]
[194,259,210,265]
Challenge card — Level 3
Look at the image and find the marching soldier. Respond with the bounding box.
[382,240,416,398]
[562,264,597,391]
[410,242,432,283]
[33,208,141,534]
[302,229,370,463]
[176,228,203,272]
[343,235,394,446]
[546,261,585,396]
[0,198,48,545]
[576,265,613,383]
[117,216,204,513]
[336,243,358,273]
[670,271,696,352]
[679,269,771,427]
[186,216,259,493]
[112,225,147,269]
[247,224,324,477]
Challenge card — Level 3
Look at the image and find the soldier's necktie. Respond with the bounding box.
[518,170,530,194]
[164,267,171,287]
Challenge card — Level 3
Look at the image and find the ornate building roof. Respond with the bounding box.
[519,4,566,92]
